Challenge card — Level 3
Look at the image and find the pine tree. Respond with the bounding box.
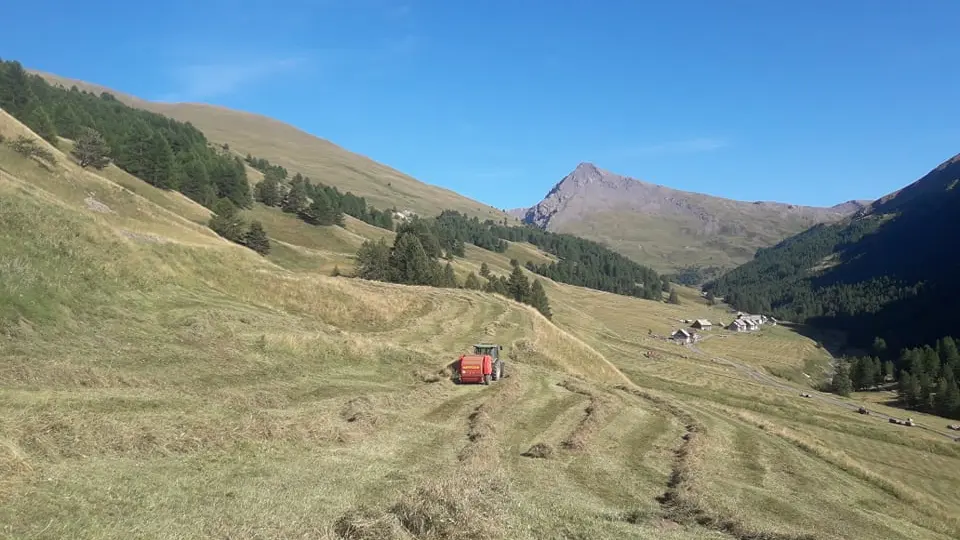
[254,177,281,207]
[507,264,531,303]
[898,371,919,407]
[243,221,271,255]
[441,262,458,288]
[479,262,491,278]
[451,238,466,257]
[919,371,934,409]
[493,276,510,296]
[389,233,437,286]
[668,289,681,305]
[396,218,442,259]
[282,181,308,214]
[356,238,392,281]
[922,346,942,376]
[0,61,37,117]
[70,127,111,169]
[114,120,155,183]
[883,360,895,382]
[53,102,83,140]
[177,156,215,207]
[208,198,247,243]
[850,357,867,391]
[464,272,482,290]
[529,279,553,320]
[150,133,176,189]
[831,360,853,397]
[25,105,58,144]
[299,190,336,226]
[939,377,960,419]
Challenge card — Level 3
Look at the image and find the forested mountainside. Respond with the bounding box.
[705,152,960,356]
[0,59,251,209]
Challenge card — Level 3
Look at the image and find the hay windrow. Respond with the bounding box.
[557,379,618,452]
[617,385,817,540]
[333,477,510,540]
[457,368,523,464]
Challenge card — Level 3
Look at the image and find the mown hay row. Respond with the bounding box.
[616,385,817,540]
[557,379,618,452]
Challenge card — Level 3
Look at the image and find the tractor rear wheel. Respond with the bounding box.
[492,361,502,381]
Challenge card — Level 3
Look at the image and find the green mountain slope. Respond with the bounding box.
[705,152,960,354]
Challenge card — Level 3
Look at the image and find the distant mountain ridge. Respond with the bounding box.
[515,162,865,276]
[706,151,960,353]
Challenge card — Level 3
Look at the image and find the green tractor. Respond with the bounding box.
[473,343,504,382]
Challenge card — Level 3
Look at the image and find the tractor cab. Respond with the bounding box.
[473,343,502,360]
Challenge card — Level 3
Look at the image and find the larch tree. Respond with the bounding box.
[70,127,111,169]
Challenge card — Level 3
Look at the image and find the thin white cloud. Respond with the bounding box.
[627,137,729,156]
[158,56,307,102]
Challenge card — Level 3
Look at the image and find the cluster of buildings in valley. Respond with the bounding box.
[669,312,776,344]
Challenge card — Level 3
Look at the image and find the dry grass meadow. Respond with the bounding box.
[2,109,960,540]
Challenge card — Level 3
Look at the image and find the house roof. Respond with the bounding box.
[672,328,692,337]
[694,319,712,326]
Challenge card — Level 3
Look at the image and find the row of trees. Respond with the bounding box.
[0,59,252,210]
[351,210,664,302]
[246,154,395,230]
[355,230,553,320]
[432,210,508,255]
[828,336,960,419]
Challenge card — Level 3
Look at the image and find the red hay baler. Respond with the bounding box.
[455,344,504,385]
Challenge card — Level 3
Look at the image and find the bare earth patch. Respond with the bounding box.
[84,194,113,213]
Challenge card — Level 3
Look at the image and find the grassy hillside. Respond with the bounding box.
[3,108,960,540]
[553,207,829,276]
[32,69,515,223]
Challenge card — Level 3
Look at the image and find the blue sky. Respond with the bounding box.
[2,0,959,210]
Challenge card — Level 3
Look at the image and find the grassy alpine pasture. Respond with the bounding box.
[2,111,960,540]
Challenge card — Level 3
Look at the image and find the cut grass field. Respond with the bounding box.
[3,110,960,540]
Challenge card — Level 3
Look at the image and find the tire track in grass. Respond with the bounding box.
[615,385,818,540]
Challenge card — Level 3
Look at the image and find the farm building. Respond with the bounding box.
[727,319,748,332]
[727,317,761,332]
[691,319,713,330]
[671,329,694,344]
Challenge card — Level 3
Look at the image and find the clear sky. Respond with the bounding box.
[2,0,958,210]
